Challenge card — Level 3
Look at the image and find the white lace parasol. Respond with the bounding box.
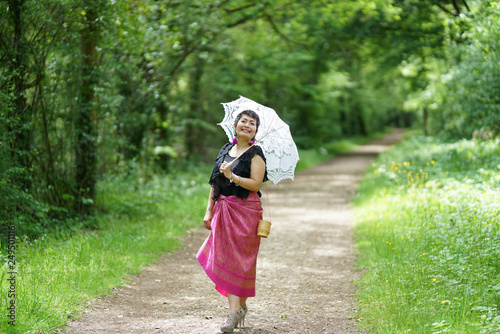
[219,96,299,184]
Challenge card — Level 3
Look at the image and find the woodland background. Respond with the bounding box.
[1,0,499,237]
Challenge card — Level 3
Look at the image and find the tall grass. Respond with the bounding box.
[354,135,500,333]
[0,167,210,333]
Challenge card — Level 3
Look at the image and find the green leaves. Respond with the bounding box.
[401,0,500,138]
[2,0,498,236]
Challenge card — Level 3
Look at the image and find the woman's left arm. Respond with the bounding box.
[236,155,266,192]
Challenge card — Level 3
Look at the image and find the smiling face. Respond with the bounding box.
[234,113,258,142]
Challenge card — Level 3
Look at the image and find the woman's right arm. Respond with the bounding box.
[203,186,215,230]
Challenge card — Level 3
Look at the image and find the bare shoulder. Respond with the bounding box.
[251,153,265,165]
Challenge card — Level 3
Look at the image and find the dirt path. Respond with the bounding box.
[63,129,405,334]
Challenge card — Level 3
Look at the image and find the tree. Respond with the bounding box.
[74,0,107,214]
[3,0,31,188]
[432,1,500,137]
[0,0,71,235]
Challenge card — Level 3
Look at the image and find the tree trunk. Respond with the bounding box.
[339,96,347,135]
[185,56,204,157]
[75,1,102,214]
[8,0,32,188]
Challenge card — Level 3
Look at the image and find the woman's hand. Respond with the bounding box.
[203,187,215,230]
[219,161,232,180]
[203,210,213,230]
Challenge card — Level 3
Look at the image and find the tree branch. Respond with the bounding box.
[224,2,257,13]
[435,2,458,16]
[265,13,309,47]
[167,0,234,9]
[168,45,197,78]
[217,0,234,7]
[450,0,461,15]
[226,14,256,28]
[461,0,471,12]
[275,0,306,11]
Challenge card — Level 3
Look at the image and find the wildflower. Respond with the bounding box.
[431,160,435,165]
[433,278,437,282]
[441,301,446,304]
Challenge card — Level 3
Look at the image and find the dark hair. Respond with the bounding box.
[234,109,260,129]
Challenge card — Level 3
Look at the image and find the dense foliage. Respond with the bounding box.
[0,0,498,236]
[436,3,500,137]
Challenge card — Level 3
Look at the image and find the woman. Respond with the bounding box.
[197,109,267,333]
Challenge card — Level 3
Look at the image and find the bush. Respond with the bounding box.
[432,3,500,137]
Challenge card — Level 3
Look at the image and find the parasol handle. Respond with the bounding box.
[227,128,275,167]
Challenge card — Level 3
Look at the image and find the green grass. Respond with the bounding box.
[0,168,210,333]
[354,134,500,333]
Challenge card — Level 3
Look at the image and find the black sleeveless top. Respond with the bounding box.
[208,143,268,200]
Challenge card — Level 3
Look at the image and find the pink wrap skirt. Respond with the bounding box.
[197,192,262,297]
